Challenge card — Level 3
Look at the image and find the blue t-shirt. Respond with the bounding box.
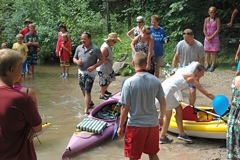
[150,26,167,57]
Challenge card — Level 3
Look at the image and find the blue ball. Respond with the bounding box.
[212,95,229,116]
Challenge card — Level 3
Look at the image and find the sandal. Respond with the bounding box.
[84,112,90,116]
[99,95,109,100]
[89,101,94,109]
[105,90,112,95]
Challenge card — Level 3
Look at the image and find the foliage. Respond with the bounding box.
[120,64,134,76]
[0,0,239,67]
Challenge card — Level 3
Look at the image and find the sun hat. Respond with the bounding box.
[24,19,33,24]
[104,33,121,42]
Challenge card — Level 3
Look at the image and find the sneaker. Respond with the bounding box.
[210,66,215,72]
[205,65,210,71]
[177,134,192,142]
[99,95,109,100]
[89,101,94,109]
[105,90,112,95]
[64,73,69,78]
[159,135,173,144]
[60,73,65,77]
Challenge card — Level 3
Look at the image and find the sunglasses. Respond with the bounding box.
[137,21,143,23]
[183,32,193,35]
[112,40,117,43]
[145,32,151,35]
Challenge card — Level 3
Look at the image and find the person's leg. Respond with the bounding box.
[154,56,163,78]
[100,85,109,97]
[61,66,65,75]
[98,71,110,100]
[205,51,210,70]
[148,154,159,160]
[84,75,95,113]
[144,126,159,160]
[66,66,69,75]
[31,65,34,76]
[189,87,196,106]
[84,92,91,113]
[160,110,172,138]
[174,104,185,135]
[211,52,217,67]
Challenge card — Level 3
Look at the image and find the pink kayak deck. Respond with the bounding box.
[62,92,121,158]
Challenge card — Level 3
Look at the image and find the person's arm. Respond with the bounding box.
[130,36,139,53]
[227,9,239,27]
[87,48,105,72]
[101,47,109,64]
[172,53,180,68]
[28,88,38,106]
[62,42,70,53]
[199,56,205,66]
[146,37,154,70]
[158,96,166,126]
[67,33,72,54]
[203,18,208,38]
[235,76,240,90]
[32,123,42,133]
[235,44,240,63]
[117,104,129,137]
[209,18,221,40]
[188,78,215,100]
[126,28,135,41]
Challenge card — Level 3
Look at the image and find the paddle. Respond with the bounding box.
[192,105,228,123]
[111,102,122,139]
[111,78,126,140]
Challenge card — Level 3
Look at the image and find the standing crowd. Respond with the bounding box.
[0,5,240,160]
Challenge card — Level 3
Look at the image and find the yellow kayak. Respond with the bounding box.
[168,103,227,139]
[35,122,51,136]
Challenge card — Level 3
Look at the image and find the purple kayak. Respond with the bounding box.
[62,92,121,159]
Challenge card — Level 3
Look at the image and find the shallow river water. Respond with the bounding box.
[29,65,127,160]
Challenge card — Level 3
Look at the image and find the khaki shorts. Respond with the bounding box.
[152,56,164,67]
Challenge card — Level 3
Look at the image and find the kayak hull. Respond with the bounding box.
[62,92,120,158]
[168,104,227,139]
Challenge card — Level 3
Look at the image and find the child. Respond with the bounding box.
[59,33,71,78]
[203,6,220,72]
[150,15,169,78]
[12,34,28,76]
[13,75,37,105]
[1,42,8,49]
[24,24,39,76]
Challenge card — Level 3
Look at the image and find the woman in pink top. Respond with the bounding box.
[203,6,220,72]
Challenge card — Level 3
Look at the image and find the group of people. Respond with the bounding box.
[1,5,240,159]
[128,15,169,78]
[1,19,39,77]
[116,7,239,160]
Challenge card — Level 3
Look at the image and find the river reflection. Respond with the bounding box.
[30,65,126,160]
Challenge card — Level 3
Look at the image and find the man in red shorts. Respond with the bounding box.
[117,51,166,160]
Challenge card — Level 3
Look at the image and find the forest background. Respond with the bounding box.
[0,0,239,75]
